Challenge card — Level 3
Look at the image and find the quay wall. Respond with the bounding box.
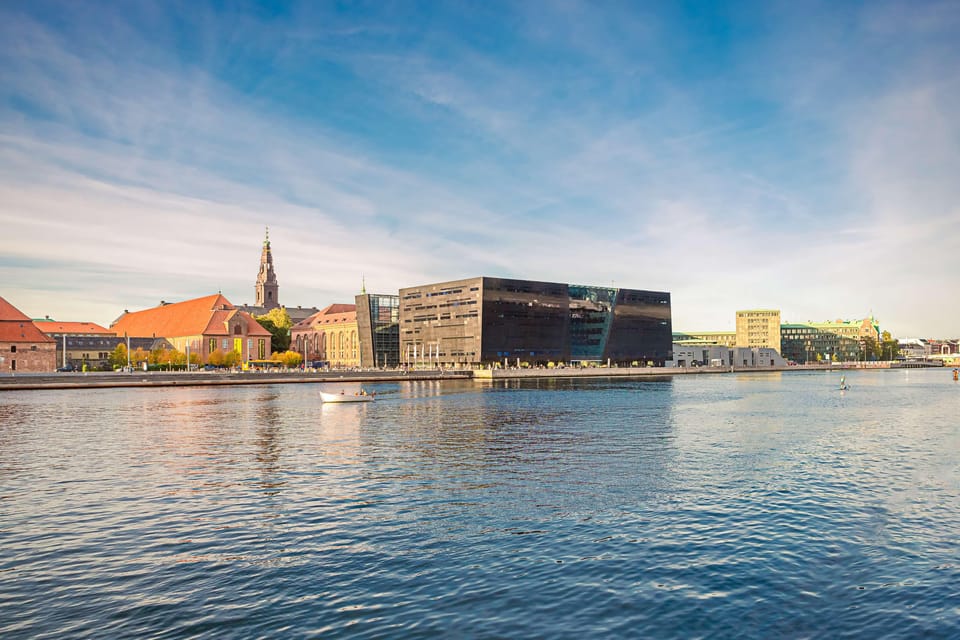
[0,361,930,391]
[0,369,471,391]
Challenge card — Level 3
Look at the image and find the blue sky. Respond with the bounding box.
[1,0,958,336]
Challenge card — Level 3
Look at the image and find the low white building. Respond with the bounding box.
[898,338,929,359]
[669,344,786,368]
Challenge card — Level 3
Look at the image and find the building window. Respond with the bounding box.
[10,360,15,371]
[258,339,266,359]
[10,345,15,353]
[222,339,228,350]
[209,338,217,354]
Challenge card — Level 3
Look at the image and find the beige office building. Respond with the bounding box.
[736,309,781,353]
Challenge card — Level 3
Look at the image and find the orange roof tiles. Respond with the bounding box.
[35,321,113,335]
[111,293,271,339]
[293,303,358,330]
[0,296,32,322]
[0,296,55,343]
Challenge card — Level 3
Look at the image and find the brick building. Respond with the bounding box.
[291,304,359,367]
[0,296,57,373]
[110,293,272,364]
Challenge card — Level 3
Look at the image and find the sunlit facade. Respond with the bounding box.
[736,309,781,352]
[291,304,359,367]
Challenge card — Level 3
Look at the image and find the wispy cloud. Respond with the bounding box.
[1,1,958,335]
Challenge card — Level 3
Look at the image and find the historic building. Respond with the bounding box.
[355,292,400,368]
[808,317,880,343]
[398,277,672,367]
[236,228,319,325]
[110,293,272,364]
[34,319,115,369]
[735,309,782,352]
[291,304,360,368]
[0,295,57,373]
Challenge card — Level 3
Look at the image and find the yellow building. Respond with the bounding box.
[736,309,781,352]
[291,304,360,367]
[680,331,736,347]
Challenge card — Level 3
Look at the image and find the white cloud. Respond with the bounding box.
[1,2,958,337]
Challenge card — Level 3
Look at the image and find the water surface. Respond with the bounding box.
[1,369,958,638]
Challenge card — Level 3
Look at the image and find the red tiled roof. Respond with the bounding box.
[322,304,356,315]
[35,321,113,335]
[0,296,55,343]
[111,293,271,338]
[0,296,32,322]
[293,303,357,330]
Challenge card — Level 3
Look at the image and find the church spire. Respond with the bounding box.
[255,227,279,309]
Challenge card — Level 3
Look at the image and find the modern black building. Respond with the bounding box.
[355,293,400,368]
[399,277,672,367]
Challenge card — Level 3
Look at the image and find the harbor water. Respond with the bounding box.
[1,369,958,638]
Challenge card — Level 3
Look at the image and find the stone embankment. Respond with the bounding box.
[0,362,892,391]
[0,369,471,391]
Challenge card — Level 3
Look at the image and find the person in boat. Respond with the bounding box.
[340,390,345,395]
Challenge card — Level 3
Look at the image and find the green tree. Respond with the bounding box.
[861,336,881,361]
[256,308,292,352]
[880,331,900,361]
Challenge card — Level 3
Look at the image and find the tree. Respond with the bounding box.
[881,330,900,361]
[223,350,241,367]
[861,336,881,361]
[208,349,225,366]
[281,350,303,367]
[130,347,149,366]
[109,343,128,369]
[256,307,293,352]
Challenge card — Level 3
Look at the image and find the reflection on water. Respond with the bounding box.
[1,369,958,639]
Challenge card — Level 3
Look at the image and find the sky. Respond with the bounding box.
[1,0,958,337]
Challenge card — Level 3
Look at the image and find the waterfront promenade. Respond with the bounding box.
[0,361,925,391]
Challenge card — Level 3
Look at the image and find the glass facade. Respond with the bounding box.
[780,324,861,363]
[356,294,400,367]
[481,278,570,363]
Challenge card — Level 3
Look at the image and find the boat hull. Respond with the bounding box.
[320,391,374,403]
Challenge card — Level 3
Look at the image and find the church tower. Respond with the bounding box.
[255,227,279,309]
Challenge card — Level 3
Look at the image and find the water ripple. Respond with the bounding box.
[1,371,958,638]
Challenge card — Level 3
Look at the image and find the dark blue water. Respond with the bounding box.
[1,369,958,638]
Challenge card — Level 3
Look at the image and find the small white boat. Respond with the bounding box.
[320,391,374,403]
